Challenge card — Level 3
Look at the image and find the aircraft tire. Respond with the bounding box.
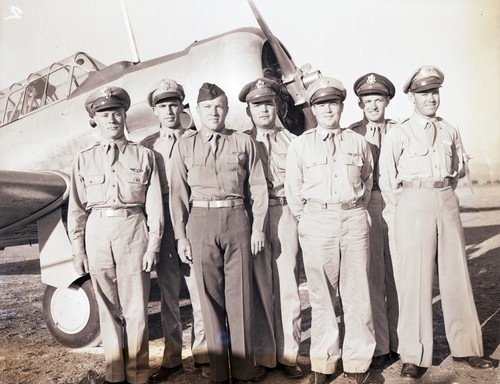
[42,276,101,348]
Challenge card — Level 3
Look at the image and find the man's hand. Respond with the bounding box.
[143,251,159,272]
[73,253,89,275]
[251,230,266,257]
[177,238,193,264]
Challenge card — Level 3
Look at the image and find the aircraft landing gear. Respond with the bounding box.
[42,275,101,348]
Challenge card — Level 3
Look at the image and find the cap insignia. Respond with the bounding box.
[420,67,430,77]
[101,87,113,98]
[319,78,330,88]
[255,79,266,89]
[159,80,171,91]
[367,74,376,85]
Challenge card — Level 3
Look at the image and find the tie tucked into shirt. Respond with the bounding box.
[209,132,220,155]
[425,120,437,146]
[369,125,381,148]
[324,132,335,155]
[107,142,118,166]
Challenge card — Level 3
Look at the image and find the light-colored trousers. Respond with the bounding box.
[298,205,375,374]
[367,190,399,356]
[395,187,483,367]
[268,204,302,367]
[86,211,150,384]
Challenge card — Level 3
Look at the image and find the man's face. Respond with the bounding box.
[359,95,389,123]
[153,98,183,129]
[197,95,228,132]
[247,99,277,130]
[94,107,126,140]
[311,99,344,129]
[409,89,440,118]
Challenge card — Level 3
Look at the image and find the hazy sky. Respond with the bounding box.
[1,0,499,165]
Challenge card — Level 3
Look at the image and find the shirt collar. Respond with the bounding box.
[317,126,341,140]
[200,127,228,144]
[160,125,185,140]
[256,126,278,140]
[101,138,127,153]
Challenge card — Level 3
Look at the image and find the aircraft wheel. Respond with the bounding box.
[42,276,101,348]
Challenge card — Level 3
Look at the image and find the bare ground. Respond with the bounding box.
[0,184,499,384]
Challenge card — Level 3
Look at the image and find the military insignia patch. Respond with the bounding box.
[367,74,376,85]
[255,79,266,89]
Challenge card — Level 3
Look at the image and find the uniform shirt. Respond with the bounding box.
[68,138,164,255]
[243,126,296,198]
[140,125,189,199]
[169,127,268,239]
[378,113,466,206]
[285,127,373,219]
[349,118,398,188]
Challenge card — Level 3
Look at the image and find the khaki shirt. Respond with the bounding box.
[169,127,268,239]
[244,126,296,198]
[141,126,189,199]
[285,127,373,219]
[68,138,164,255]
[379,113,466,206]
[349,118,398,187]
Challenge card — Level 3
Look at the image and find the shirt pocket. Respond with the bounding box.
[272,152,287,178]
[407,144,429,157]
[305,155,327,168]
[125,171,148,203]
[84,173,105,204]
[442,141,454,173]
[342,152,363,183]
[226,152,247,172]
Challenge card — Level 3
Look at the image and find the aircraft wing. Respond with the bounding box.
[0,170,70,245]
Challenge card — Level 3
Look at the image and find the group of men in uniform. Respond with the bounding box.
[67,65,492,384]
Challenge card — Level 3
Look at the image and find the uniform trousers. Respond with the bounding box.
[180,261,209,364]
[268,204,302,366]
[188,205,254,382]
[395,187,483,367]
[367,190,399,356]
[157,203,183,368]
[298,204,375,374]
[85,210,150,384]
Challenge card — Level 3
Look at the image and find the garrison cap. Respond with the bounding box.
[197,82,225,103]
[354,73,395,99]
[85,86,131,117]
[147,79,185,106]
[238,78,280,103]
[306,77,347,104]
[403,65,444,94]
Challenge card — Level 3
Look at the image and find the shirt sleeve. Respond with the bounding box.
[379,128,402,207]
[169,142,191,240]
[67,154,89,256]
[246,137,269,232]
[143,149,164,253]
[285,139,305,219]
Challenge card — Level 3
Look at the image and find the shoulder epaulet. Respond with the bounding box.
[303,128,316,135]
[139,131,160,148]
[179,129,198,140]
[242,128,253,136]
[80,142,100,154]
[386,118,399,125]
[399,117,410,124]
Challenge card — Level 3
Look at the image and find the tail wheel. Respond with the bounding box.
[42,276,101,348]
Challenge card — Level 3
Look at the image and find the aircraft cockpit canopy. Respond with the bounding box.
[0,52,104,127]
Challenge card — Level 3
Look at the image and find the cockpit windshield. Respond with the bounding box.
[0,52,104,126]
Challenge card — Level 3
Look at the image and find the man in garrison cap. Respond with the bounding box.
[348,73,400,370]
[141,79,209,383]
[379,66,493,379]
[169,82,268,383]
[68,86,163,384]
[285,77,375,384]
[239,78,303,381]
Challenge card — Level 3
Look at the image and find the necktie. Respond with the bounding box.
[262,132,271,155]
[371,125,381,148]
[210,132,220,155]
[426,120,436,146]
[325,132,335,155]
[107,142,118,166]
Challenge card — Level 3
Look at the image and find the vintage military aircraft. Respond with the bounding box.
[0,0,320,348]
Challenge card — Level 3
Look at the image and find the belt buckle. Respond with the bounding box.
[105,209,116,217]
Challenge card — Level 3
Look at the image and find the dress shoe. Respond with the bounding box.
[452,356,493,369]
[390,351,400,360]
[344,370,371,384]
[148,364,183,383]
[370,353,390,369]
[400,363,420,379]
[251,364,268,382]
[194,362,211,379]
[277,362,303,379]
[309,371,329,384]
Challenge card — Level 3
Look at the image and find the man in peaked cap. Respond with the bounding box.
[141,79,210,383]
[285,77,375,384]
[348,73,400,370]
[68,86,163,384]
[379,66,493,379]
[169,82,268,383]
[239,78,304,381]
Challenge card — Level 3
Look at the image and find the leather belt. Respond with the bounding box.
[92,206,143,218]
[402,178,452,189]
[306,199,364,210]
[191,199,244,208]
[269,197,287,206]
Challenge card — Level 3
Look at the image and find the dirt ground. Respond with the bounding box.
[0,184,499,384]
